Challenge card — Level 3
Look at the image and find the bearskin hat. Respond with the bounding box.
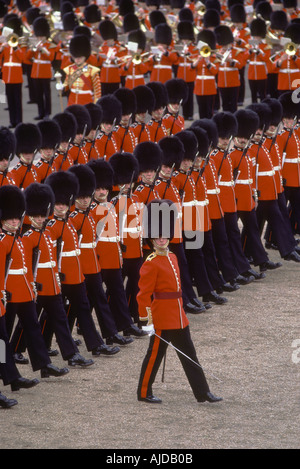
[165,78,188,105]
[119,0,135,16]
[203,9,220,29]
[214,25,234,46]
[230,4,246,23]
[16,0,31,12]
[25,7,42,25]
[87,159,114,189]
[98,19,117,41]
[109,152,139,185]
[234,109,259,139]
[37,119,62,149]
[284,23,300,44]
[53,112,77,143]
[262,98,283,126]
[170,0,185,8]
[190,118,218,148]
[62,12,79,31]
[96,94,122,125]
[270,10,289,32]
[24,182,55,217]
[255,1,272,21]
[0,126,16,162]
[114,87,137,116]
[33,16,50,37]
[132,85,155,114]
[65,104,92,135]
[278,91,300,119]
[155,23,172,45]
[15,123,42,155]
[179,7,194,23]
[187,127,210,157]
[146,81,168,111]
[69,34,91,59]
[61,2,73,17]
[175,130,198,160]
[197,29,217,50]
[0,186,25,220]
[246,103,272,131]
[213,112,238,139]
[45,170,79,206]
[3,15,23,37]
[250,18,267,38]
[123,13,140,34]
[68,164,96,198]
[144,198,177,243]
[84,103,103,130]
[84,4,101,24]
[158,136,184,169]
[128,29,146,50]
[177,21,194,41]
[73,25,92,39]
[133,141,163,172]
[149,10,167,29]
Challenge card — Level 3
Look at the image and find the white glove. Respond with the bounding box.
[56,82,64,91]
[142,323,155,335]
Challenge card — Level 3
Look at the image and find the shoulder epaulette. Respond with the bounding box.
[146,252,157,262]
[46,219,56,228]
[69,211,78,219]
[22,229,33,237]
[0,232,6,241]
[135,184,145,192]
[34,160,43,168]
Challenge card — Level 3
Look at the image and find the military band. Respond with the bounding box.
[1,0,300,408]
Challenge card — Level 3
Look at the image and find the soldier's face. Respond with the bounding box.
[152,237,169,250]
[168,103,180,114]
[54,204,68,217]
[101,123,113,134]
[283,117,295,129]
[30,215,46,229]
[135,113,147,123]
[152,107,165,120]
[180,159,192,172]
[95,188,108,202]
[2,219,20,232]
[121,114,132,126]
[41,148,54,159]
[0,159,9,172]
[20,153,34,164]
[218,137,230,149]
[141,170,155,184]
[73,56,86,66]
[160,165,173,178]
[76,196,91,210]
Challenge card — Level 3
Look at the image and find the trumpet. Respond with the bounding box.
[7,33,19,48]
[199,44,211,58]
[285,41,297,56]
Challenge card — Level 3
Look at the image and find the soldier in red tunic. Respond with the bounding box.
[137,199,222,404]
[0,127,16,187]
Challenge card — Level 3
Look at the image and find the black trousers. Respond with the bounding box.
[33,77,51,118]
[196,94,215,119]
[169,242,197,305]
[202,230,226,290]
[85,272,118,338]
[5,301,50,372]
[61,282,104,351]
[137,325,210,401]
[122,257,143,322]
[238,67,245,104]
[182,82,194,119]
[256,199,296,258]
[223,211,251,274]
[0,316,20,386]
[284,186,300,235]
[101,82,120,96]
[210,217,239,282]
[11,294,78,361]
[23,63,36,103]
[249,79,267,103]
[219,86,239,113]
[101,268,133,331]
[264,192,293,243]
[267,73,278,99]
[183,231,213,297]
[239,208,269,266]
[5,83,22,127]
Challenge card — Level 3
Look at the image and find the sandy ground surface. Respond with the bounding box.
[1,246,299,450]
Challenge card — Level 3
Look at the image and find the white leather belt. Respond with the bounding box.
[235,178,253,185]
[80,242,96,248]
[71,89,93,95]
[257,170,275,176]
[122,227,141,233]
[206,188,220,194]
[98,236,120,242]
[182,200,209,207]
[273,165,281,171]
[35,60,51,64]
[8,267,27,275]
[219,67,237,71]
[37,261,56,268]
[103,64,119,68]
[284,158,300,163]
[219,180,235,186]
[3,62,22,67]
[154,65,172,69]
[249,61,265,65]
[280,68,299,73]
[196,75,215,80]
[61,249,81,257]
[126,74,144,79]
